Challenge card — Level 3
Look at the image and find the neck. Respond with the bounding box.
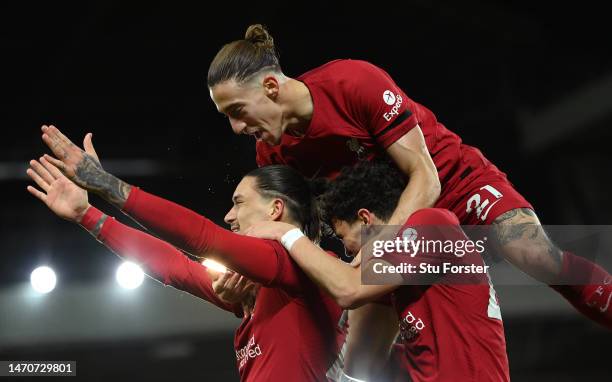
[281,78,313,137]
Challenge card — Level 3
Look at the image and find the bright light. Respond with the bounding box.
[30,266,57,294]
[202,259,227,273]
[116,262,144,289]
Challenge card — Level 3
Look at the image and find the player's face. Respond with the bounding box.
[224,176,277,233]
[332,219,364,258]
[210,79,284,146]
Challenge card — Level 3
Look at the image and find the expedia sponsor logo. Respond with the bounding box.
[399,310,425,341]
[383,93,403,122]
[236,335,263,369]
[383,90,396,105]
[402,228,418,242]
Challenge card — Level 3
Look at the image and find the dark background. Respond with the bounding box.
[1,1,611,380]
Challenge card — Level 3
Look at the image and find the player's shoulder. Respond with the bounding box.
[298,59,384,82]
[407,208,460,226]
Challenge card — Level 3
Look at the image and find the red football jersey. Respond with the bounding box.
[91,189,347,381]
[384,209,509,382]
[256,59,501,199]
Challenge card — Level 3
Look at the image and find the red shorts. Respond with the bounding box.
[435,164,533,225]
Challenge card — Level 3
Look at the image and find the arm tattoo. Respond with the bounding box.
[91,214,109,238]
[491,208,561,266]
[74,154,132,209]
[493,208,535,224]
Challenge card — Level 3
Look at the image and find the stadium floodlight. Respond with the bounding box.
[30,266,57,294]
[116,261,145,289]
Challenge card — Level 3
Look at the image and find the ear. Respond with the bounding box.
[269,198,285,221]
[262,75,280,100]
[357,208,373,225]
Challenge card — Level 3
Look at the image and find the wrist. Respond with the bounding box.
[79,205,109,238]
[75,204,92,224]
[280,228,305,251]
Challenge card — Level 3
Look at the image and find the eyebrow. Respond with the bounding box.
[219,103,242,115]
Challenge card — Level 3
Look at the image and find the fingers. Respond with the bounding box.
[218,271,233,284]
[242,280,256,293]
[45,125,74,147]
[26,185,47,203]
[225,272,242,290]
[28,159,53,189]
[42,133,67,160]
[26,167,50,192]
[40,156,65,180]
[83,133,100,163]
[212,271,232,293]
[41,125,74,160]
[234,275,247,291]
[43,154,68,173]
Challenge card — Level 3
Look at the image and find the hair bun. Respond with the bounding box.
[244,24,275,50]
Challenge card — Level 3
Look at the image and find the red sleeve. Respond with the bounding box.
[349,61,419,148]
[121,187,308,293]
[81,206,242,316]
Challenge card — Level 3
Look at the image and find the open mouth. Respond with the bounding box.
[253,131,263,140]
[231,226,240,233]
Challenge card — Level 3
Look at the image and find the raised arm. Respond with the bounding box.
[385,128,440,226]
[39,125,306,292]
[349,62,441,226]
[26,157,241,315]
[246,222,402,309]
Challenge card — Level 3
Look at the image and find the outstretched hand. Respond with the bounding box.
[207,268,258,317]
[40,125,103,189]
[40,125,131,208]
[26,156,90,223]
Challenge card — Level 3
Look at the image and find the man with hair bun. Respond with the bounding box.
[207,24,612,332]
[206,21,611,381]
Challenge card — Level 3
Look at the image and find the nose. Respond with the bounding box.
[229,117,247,135]
[224,206,237,225]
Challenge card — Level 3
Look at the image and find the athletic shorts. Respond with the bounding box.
[435,162,533,225]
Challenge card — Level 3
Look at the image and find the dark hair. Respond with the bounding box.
[246,165,321,243]
[207,24,282,87]
[320,160,407,229]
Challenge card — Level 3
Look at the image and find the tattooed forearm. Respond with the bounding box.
[493,208,535,224]
[491,207,562,266]
[493,223,540,247]
[74,154,132,209]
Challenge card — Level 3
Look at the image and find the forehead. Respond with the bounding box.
[234,176,257,197]
[210,80,253,112]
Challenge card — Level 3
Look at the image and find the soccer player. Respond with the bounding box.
[26,147,345,381]
[246,160,510,382]
[206,24,612,328]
